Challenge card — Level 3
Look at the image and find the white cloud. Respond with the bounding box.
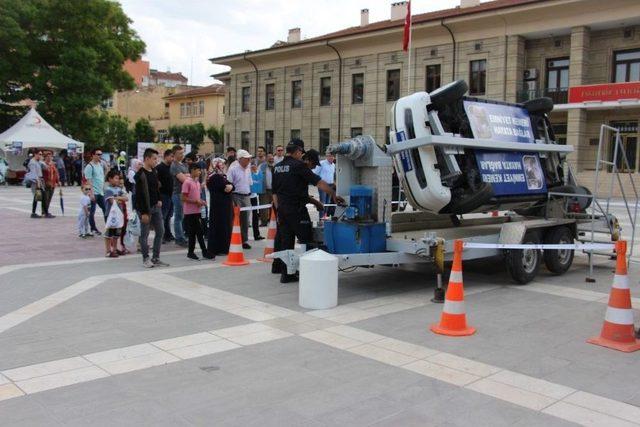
[117,0,468,86]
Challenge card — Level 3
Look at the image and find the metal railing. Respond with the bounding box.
[587,125,639,273]
[517,88,568,104]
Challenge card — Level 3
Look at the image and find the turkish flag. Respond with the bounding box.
[402,1,411,52]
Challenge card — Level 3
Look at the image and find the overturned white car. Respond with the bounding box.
[388,80,585,216]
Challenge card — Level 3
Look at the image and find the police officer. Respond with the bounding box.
[272,139,344,283]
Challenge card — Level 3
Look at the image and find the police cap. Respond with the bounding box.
[286,138,305,154]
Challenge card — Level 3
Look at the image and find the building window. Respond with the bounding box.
[291,80,302,108]
[609,121,638,172]
[164,102,169,119]
[469,59,487,95]
[242,87,250,112]
[546,58,569,104]
[613,49,640,83]
[199,100,205,116]
[351,127,363,138]
[290,129,301,141]
[180,103,186,118]
[320,77,331,106]
[425,64,441,93]
[265,83,275,110]
[264,130,274,153]
[385,126,390,145]
[241,131,250,151]
[225,132,230,145]
[386,69,400,102]
[352,73,364,104]
[319,129,330,153]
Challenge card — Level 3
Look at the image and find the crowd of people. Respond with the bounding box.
[22,140,339,276]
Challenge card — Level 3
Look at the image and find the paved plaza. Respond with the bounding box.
[0,185,639,426]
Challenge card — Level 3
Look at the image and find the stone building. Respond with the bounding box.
[211,0,640,194]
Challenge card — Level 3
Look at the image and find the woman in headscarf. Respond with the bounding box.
[207,158,234,255]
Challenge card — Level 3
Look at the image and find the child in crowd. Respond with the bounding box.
[181,163,213,261]
[104,170,128,257]
[117,174,130,255]
[78,185,92,238]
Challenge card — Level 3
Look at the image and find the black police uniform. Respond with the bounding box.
[271,156,321,274]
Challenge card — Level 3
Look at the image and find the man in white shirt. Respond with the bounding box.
[314,152,336,218]
[227,149,253,249]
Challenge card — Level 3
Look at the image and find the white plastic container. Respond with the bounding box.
[299,250,338,310]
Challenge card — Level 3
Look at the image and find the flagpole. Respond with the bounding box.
[406,6,412,95]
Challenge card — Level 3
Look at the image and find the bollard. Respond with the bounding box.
[299,250,338,310]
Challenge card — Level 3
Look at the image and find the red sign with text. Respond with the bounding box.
[569,82,640,103]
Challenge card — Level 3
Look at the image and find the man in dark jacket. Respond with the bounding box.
[134,148,168,268]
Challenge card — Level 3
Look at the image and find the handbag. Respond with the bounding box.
[127,211,141,236]
[34,188,43,201]
[106,203,125,229]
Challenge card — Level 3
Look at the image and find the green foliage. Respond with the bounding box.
[0,0,145,146]
[133,118,156,143]
[90,113,132,153]
[169,123,206,153]
[206,124,224,146]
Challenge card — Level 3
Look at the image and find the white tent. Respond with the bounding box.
[0,108,84,170]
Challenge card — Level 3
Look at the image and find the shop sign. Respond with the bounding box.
[568,82,640,103]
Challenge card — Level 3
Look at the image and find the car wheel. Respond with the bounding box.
[429,80,468,109]
[543,226,574,275]
[505,233,541,285]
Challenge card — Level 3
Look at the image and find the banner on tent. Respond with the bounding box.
[11,141,23,155]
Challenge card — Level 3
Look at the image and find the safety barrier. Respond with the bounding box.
[462,242,615,250]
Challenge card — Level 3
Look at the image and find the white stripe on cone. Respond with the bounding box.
[266,241,274,249]
[229,244,244,253]
[612,274,630,290]
[442,300,466,315]
[604,307,635,325]
[232,226,241,233]
[449,271,463,283]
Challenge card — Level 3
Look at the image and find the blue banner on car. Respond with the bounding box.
[464,101,546,196]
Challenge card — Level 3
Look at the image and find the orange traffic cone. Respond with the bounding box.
[223,206,249,267]
[431,240,476,336]
[587,240,640,352]
[258,207,277,262]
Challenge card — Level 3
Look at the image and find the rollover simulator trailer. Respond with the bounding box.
[273,81,620,285]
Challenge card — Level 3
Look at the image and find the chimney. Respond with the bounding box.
[460,0,481,8]
[287,28,301,43]
[390,1,408,21]
[360,8,369,27]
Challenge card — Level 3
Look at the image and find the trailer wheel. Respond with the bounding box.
[506,233,541,284]
[543,227,574,275]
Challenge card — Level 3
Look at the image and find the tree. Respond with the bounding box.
[206,124,224,146]
[169,123,206,153]
[0,0,145,147]
[134,118,156,143]
[94,113,132,153]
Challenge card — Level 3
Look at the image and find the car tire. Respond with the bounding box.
[543,226,574,275]
[522,97,554,115]
[429,80,468,109]
[505,232,541,285]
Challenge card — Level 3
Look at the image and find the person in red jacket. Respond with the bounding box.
[42,151,60,218]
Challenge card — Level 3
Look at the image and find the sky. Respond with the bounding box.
[117,0,471,86]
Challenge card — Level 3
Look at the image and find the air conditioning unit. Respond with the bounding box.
[523,68,538,81]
